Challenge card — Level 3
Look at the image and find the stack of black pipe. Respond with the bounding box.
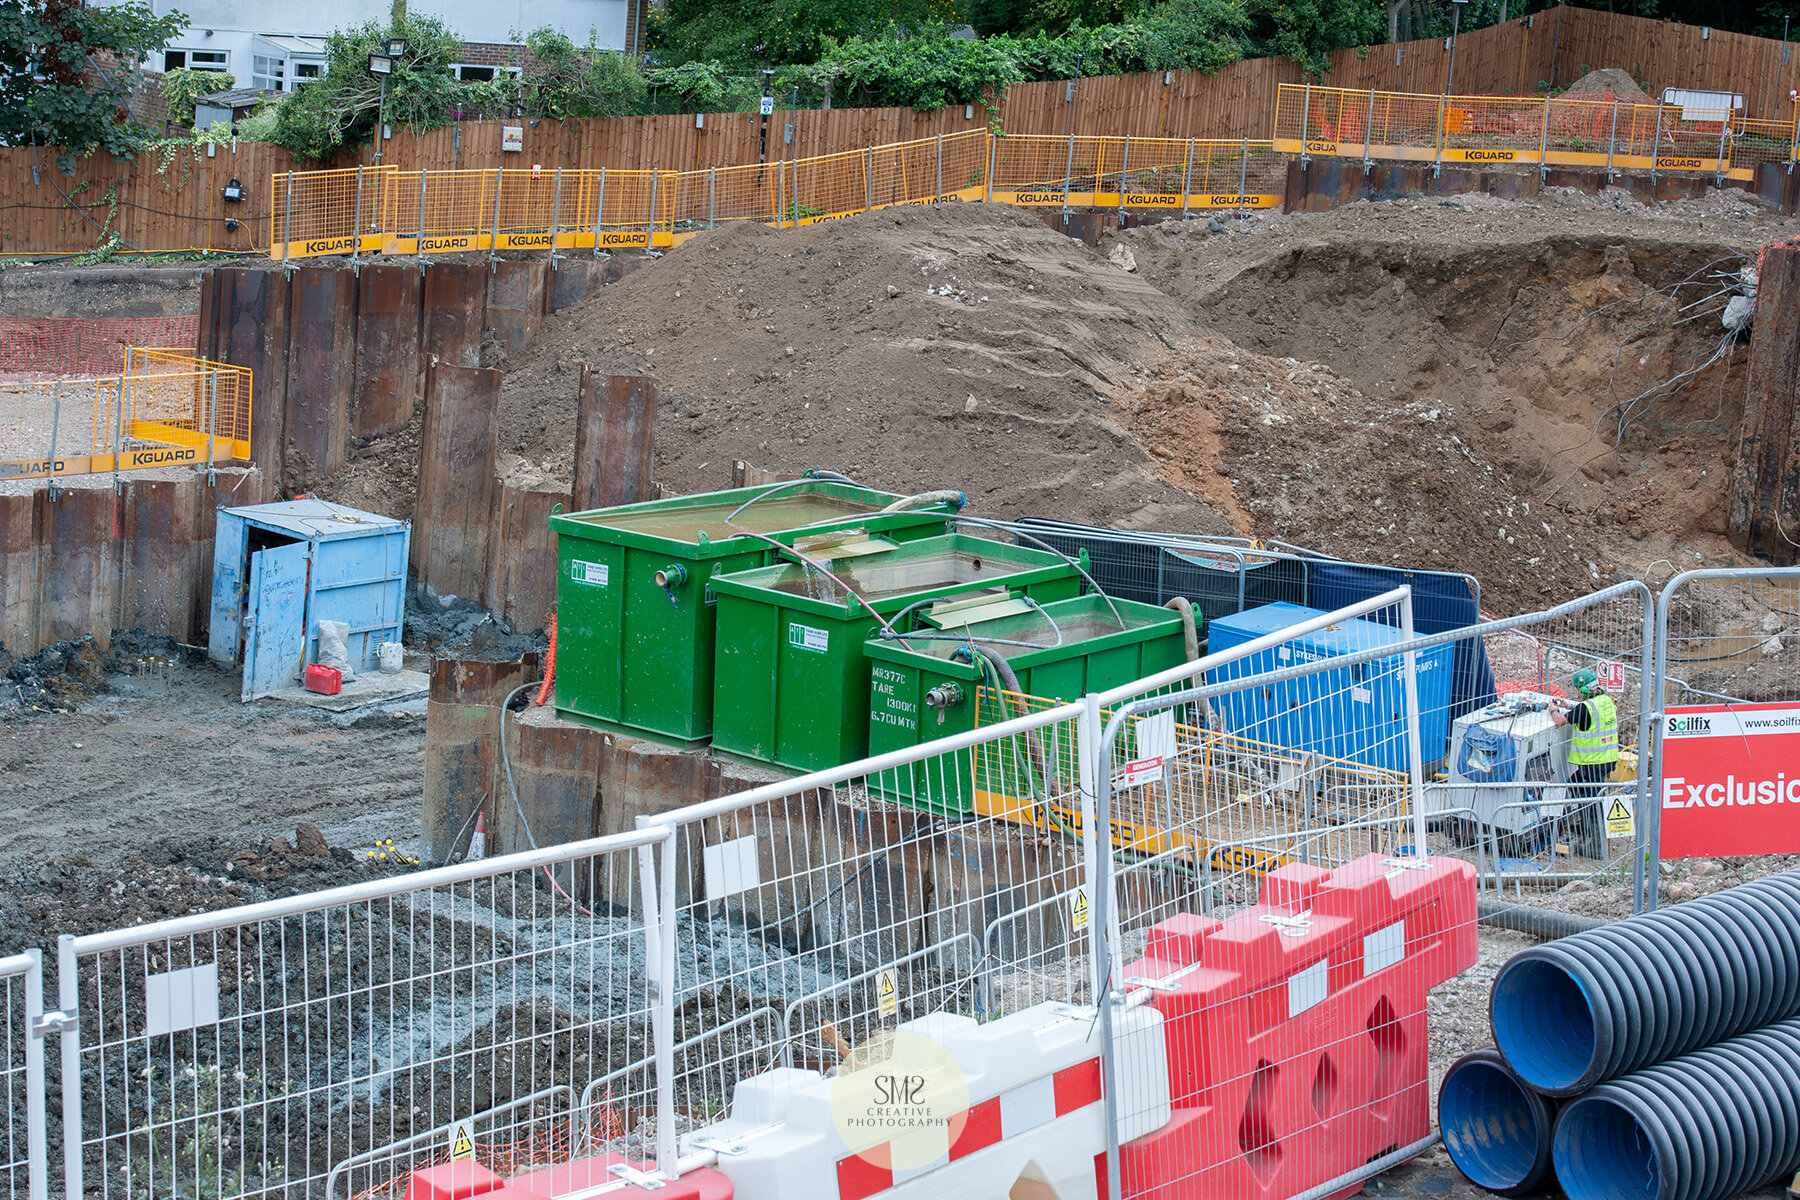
[1437,868,1800,1199]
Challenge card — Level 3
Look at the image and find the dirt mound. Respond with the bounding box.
[493,202,1231,533]
[1117,336,1598,608]
[1117,193,1783,611]
[1563,67,1652,105]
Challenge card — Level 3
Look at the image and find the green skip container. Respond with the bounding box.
[862,593,1192,814]
[708,534,1083,772]
[550,481,957,745]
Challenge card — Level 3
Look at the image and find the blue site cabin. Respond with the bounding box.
[207,499,410,701]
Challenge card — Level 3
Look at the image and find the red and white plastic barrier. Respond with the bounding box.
[690,1003,1170,1200]
[402,853,1473,1200]
[1116,853,1477,1200]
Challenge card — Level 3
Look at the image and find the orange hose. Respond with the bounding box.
[535,611,557,706]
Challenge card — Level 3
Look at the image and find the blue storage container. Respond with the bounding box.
[1206,601,1454,770]
[208,499,410,700]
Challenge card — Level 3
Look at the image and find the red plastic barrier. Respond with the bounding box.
[405,1155,733,1200]
[1117,853,1476,1200]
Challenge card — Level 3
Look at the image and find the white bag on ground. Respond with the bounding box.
[316,620,356,681]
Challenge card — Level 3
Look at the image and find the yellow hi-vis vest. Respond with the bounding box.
[1568,694,1619,765]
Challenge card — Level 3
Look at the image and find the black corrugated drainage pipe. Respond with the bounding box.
[1553,1016,1800,1200]
[1439,1049,1562,1195]
[1489,869,1800,1095]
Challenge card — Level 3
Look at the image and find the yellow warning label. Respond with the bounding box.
[877,969,899,1017]
[450,1121,475,1161]
[1071,887,1090,931]
[1605,796,1635,839]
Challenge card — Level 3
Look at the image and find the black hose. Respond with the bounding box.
[1476,897,1608,940]
[1489,869,1800,1095]
[1438,1049,1562,1197]
[1553,1015,1800,1200]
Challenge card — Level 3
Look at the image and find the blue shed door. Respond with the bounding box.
[242,541,310,701]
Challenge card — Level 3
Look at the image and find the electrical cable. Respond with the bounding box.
[499,678,596,916]
[948,515,1128,631]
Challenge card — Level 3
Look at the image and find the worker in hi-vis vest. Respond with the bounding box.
[1554,668,1619,787]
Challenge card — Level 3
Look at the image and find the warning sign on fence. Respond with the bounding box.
[877,969,899,1017]
[449,1120,475,1161]
[1070,886,1090,931]
[1604,794,1635,839]
[1659,702,1800,858]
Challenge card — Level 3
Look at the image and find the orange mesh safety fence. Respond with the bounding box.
[1273,82,1800,177]
[0,316,200,381]
[269,93,1800,261]
[0,351,251,482]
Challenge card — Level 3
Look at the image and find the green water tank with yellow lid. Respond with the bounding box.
[550,479,957,745]
[707,533,1084,772]
[861,592,1192,814]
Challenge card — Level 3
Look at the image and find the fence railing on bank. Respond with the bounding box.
[1273,82,1800,179]
[269,131,1289,261]
[0,351,253,484]
[269,80,1800,264]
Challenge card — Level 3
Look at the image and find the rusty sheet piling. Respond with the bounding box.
[1730,243,1800,565]
[573,369,658,512]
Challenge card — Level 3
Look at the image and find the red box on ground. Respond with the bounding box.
[304,663,342,694]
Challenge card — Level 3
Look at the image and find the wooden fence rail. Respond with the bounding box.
[2,6,1796,257]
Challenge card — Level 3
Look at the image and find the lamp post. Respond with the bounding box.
[368,37,407,165]
[1445,0,1469,98]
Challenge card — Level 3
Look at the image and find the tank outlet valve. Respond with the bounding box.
[925,682,965,724]
[654,563,689,607]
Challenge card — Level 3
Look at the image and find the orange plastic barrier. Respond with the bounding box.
[1117,853,1476,1199]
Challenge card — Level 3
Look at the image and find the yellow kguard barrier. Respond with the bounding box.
[1273,83,1800,181]
[0,350,252,482]
[270,130,1285,261]
[270,88,1798,263]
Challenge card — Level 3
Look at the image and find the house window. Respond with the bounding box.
[188,50,228,71]
[252,55,284,90]
[164,50,185,70]
[294,62,322,80]
[452,64,519,82]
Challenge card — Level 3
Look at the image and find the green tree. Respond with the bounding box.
[518,27,647,118]
[0,0,186,172]
[649,0,938,66]
[1243,0,1384,74]
[270,13,465,159]
[163,67,236,125]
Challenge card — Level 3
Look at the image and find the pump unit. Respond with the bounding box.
[1434,691,1604,857]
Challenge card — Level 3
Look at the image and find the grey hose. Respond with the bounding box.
[965,645,1063,833]
[1164,596,1201,661]
[1489,867,1800,1095]
[1553,1015,1800,1200]
[948,514,1127,631]
[879,489,968,513]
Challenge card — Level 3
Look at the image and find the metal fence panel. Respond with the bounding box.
[0,952,46,1200]
[56,829,668,1200]
[1651,567,1800,905]
[1092,582,1653,1197]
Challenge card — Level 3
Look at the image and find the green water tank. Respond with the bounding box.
[862,593,1192,814]
[708,533,1083,772]
[550,481,957,745]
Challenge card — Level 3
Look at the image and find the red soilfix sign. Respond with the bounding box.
[1660,702,1800,858]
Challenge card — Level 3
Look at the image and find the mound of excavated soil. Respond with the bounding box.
[493,203,1233,533]
[1115,190,1790,611]
[1114,335,1600,609]
[1563,67,1653,105]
